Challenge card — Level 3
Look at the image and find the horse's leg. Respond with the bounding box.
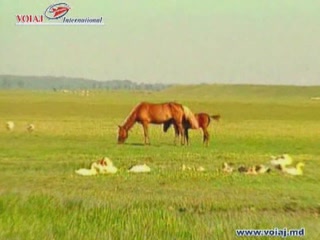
[177,123,185,145]
[203,128,209,146]
[185,128,189,145]
[142,122,150,145]
[173,124,180,145]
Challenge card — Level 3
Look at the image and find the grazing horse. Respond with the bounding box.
[163,113,220,146]
[117,102,198,145]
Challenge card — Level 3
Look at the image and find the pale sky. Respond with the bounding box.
[1,1,319,85]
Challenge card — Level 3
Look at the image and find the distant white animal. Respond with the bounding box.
[196,166,206,172]
[222,162,234,173]
[182,164,193,171]
[6,121,14,131]
[75,163,99,176]
[27,124,35,133]
[97,157,118,174]
[75,157,118,176]
[244,166,258,175]
[182,164,205,172]
[281,162,305,176]
[238,165,259,175]
[101,164,118,174]
[270,154,293,168]
[255,164,271,174]
[128,164,151,173]
[102,157,114,166]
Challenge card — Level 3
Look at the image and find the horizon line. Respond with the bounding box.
[0,74,319,87]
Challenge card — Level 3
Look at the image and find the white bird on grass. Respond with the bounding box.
[182,164,205,172]
[98,157,118,174]
[281,162,305,176]
[75,157,118,176]
[182,164,193,171]
[128,164,151,173]
[100,164,118,174]
[244,166,258,175]
[6,121,14,131]
[255,164,271,174]
[197,166,206,172]
[270,154,293,168]
[75,163,99,176]
[92,157,118,174]
[238,165,259,175]
[222,162,234,173]
[27,124,35,133]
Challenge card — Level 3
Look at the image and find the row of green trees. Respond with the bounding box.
[0,75,170,91]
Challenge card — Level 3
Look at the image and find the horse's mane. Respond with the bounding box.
[121,103,141,129]
[182,106,199,129]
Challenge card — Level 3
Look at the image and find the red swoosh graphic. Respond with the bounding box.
[51,6,70,17]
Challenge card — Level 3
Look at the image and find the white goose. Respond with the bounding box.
[27,124,35,133]
[6,121,14,131]
[281,162,305,176]
[197,166,206,172]
[182,164,193,171]
[244,166,258,175]
[128,164,151,173]
[255,164,271,174]
[222,162,234,173]
[75,157,118,176]
[270,154,293,168]
[98,157,118,174]
[75,162,99,176]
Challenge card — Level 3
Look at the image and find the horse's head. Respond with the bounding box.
[163,120,173,132]
[117,125,128,144]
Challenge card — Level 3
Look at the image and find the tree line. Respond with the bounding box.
[0,75,170,91]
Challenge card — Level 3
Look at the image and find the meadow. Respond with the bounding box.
[0,85,320,239]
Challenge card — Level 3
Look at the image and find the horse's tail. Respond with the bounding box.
[182,106,199,129]
[210,114,221,121]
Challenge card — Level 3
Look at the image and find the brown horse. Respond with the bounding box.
[117,102,198,145]
[163,113,220,146]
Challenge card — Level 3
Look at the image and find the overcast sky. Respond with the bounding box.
[1,1,319,85]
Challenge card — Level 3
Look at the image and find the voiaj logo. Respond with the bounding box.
[16,2,104,26]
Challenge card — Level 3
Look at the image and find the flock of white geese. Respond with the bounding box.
[75,157,151,176]
[76,154,305,177]
[5,121,305,177]
[5,121,35,133]
[223,154,305,176]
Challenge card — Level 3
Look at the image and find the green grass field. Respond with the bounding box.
[0,85,320,239]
